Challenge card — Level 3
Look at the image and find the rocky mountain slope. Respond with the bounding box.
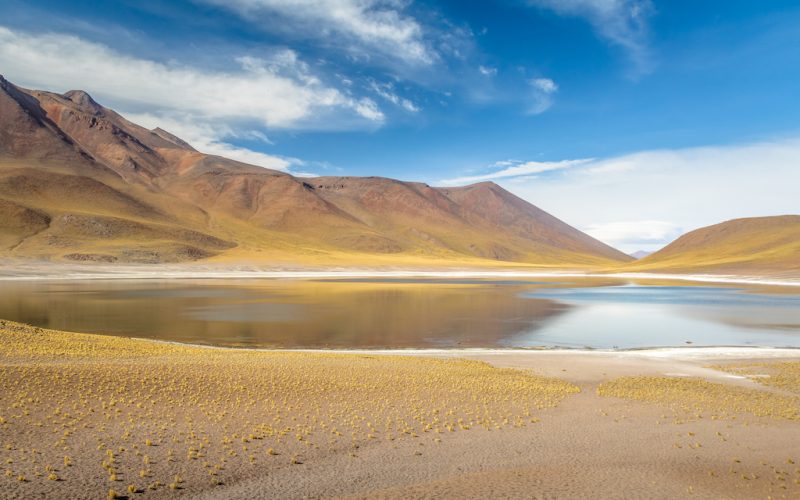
[0,75,633,266]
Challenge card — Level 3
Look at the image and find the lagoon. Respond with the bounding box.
[0,278,798,349]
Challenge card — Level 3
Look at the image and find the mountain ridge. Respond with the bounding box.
[622,215,800,274]
[0,75,632,267]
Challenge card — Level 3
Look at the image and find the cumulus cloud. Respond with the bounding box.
[528,77,559,114]
[478,65,497,76]
[444,137,800,252]
[525,0,654,75]
[199,0,435,66]
[0,27,383,129]
[439,158,591,185]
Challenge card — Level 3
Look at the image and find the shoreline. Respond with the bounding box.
[10,318,800,359]
[128,336,800,358]
[1,264,800,287]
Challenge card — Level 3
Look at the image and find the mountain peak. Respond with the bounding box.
[464,180,500,190]
[0,74,15,94]
[62,90,102,113]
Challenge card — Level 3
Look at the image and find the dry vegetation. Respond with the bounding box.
[712,361,800,395]
[0,320,578,497]
[597,376,800,421]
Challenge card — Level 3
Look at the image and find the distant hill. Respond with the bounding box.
[630,250,652,259]
[0,75,632,267]
[624,216,800,275]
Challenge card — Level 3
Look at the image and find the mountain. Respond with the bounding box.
[624,216,800,274]
[0,75,632,266]
[630,250,652,259]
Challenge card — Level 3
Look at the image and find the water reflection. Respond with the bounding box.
[518,285,800,348]
[0,280,797,349]
[0,280,566,348]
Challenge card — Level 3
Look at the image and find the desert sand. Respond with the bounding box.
[2,320,800,499]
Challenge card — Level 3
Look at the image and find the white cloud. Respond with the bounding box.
[583,221,683,249]
[473,137,800,252]
[199,0,434,66]
[351,98,387,121]
[531,77,558,93]
[440,158,591,185]
[478,65,497,76]
[0,26,384,130]
[125,113,299,171]
[525,0,654,75]
[492,159,519,167]
[292,171,320,178]
[528,77,559,114]
[367,80,420,112]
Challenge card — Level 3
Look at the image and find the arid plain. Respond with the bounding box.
[2,320,799,499]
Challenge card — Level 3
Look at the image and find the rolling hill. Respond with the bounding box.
[623,216,800,275]
[0,75,632,267]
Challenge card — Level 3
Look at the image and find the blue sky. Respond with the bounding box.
[1,0,799,252]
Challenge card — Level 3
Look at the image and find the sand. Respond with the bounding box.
[1,320,800,499]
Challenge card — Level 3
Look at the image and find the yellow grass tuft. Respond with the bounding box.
[598,376,800,420]
[0,319,579,497]
[712,361,800,395]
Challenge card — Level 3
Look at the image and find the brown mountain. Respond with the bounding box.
[0,75,632,266]
[623,216,800,275]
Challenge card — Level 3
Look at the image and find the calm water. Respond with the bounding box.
[0,278,799,349]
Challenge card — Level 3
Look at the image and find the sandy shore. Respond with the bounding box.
[2,321,800,499]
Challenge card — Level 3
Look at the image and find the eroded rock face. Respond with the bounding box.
[62,253,118,263]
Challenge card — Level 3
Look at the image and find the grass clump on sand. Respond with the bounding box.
[597,376,800,421]
[0,320,578,497]
[712,361,800,395]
